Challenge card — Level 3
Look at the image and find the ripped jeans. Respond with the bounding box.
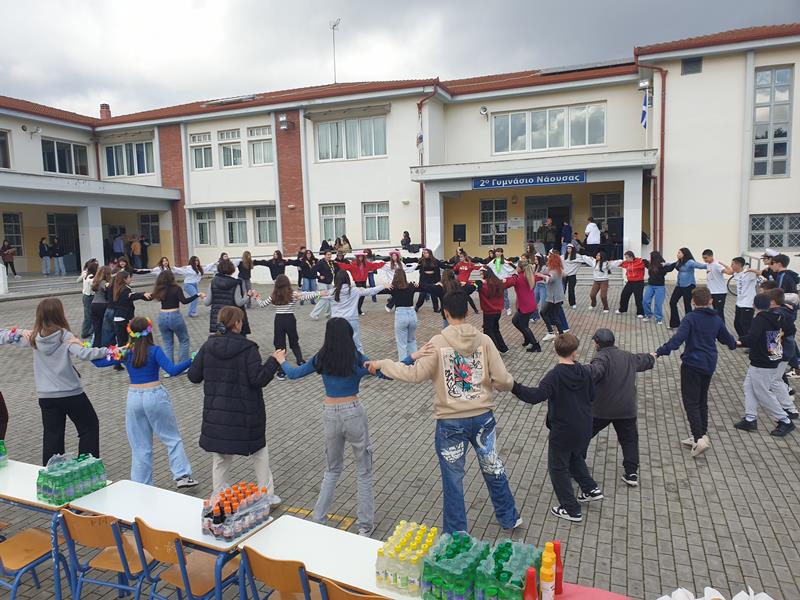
[435,411,519,533]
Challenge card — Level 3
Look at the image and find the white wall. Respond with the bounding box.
[304,98,421,250]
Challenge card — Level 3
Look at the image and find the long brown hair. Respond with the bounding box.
[189,256,203,275]
[270,274,294,305]
[217,306,243,333]
[30,298,71,349]
[482,268,504,297]
[151,269,178,301]
[128,317,154,369]
[392,269,409,289]
[440,269,461,295]
[517,258,536,288]
[241,251,253,270]
[91,265,112,292]
[112,270,131,302]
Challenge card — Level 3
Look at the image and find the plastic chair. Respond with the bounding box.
[238,547,319,600]
[319,578,384,600]
[0,528,53,598]
[133,517,239,600]
[59,509,151,598]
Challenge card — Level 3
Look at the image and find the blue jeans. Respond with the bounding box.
[301,278,317,304]
[394,307,418,360]
[532,281,547,321]
[125,386,192,485]
[348,318,363,353]
[132,255,142,268]
[643,284,665,322]
[102,307,116,346]
[184,282,199,317]
[368,272,377,302]
[158,311,190,363]
[310,283,332,318]
[503,288,510,310]
[41,256,50,275]
[435,411,518,533]
[52,256,65,275]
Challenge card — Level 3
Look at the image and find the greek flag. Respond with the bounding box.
[640,90,648,129]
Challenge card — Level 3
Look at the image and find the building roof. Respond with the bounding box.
[635,23,800,56]
[0,94,98,126]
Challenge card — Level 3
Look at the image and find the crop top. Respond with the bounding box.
[93,346,192,383]
[281,353,413,397]
[154,285,198,310]
[378,285,418,307]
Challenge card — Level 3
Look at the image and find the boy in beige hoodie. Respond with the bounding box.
[368,291,521,534]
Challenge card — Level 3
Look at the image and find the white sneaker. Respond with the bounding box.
[570,305,577,310]
[563,329,570,333]
[615,309,623,314]
[636,315,644,319]
[681,436,695,448]
[542,333,556,342]
[588,306,596,310]
[385,306,392,313]
[14,275,21,279]
[691,436,711,458]
[656,321,663,326]
[506,308,512,316]
[603,309,609,313]
[642,317,650,322]
[175,476,199,489]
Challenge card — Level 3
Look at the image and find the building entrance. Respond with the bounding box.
[48,213,80,272]
[525,195,572,243]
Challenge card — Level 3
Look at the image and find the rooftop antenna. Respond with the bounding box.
[330,18,341,83]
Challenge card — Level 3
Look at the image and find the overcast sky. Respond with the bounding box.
[1,0,798,118]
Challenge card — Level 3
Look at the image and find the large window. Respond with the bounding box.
[317,116,386,161]
[138,213,160,244]
[0,131,10,169]
[362,202,389,242]
[2,213,23,256]
[105,142,154,176]
[220,143,242,168]
[248,126,273,166]
[494,103,605,153]
[749,214,800,249]
[190,132,213,170]
[42,139,89,175]
[320,204,346,241]
[255,206,278,244]
[480,199,507,246]
[753,66,792,177]
[224,208,248,244]
[195,209,217,246]
[590,192,622,224]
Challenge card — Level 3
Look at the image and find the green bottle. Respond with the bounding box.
[0,440,8,467]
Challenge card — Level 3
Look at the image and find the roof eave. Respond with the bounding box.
[635,34,800,62]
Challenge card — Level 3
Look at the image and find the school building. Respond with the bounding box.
[0,23,798,282]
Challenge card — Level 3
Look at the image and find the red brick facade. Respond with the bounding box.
[274,110,307,252]
[158,124,188,264]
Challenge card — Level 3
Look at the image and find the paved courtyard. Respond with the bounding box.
[0,282,798,600]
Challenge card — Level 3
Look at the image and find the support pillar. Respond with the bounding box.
[78,205,105,266]
[622,169,644,258]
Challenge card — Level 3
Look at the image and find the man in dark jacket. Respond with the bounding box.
[310,250,339,320]
[588,329,655,487]
[655,287,736,457]
[512,333,603,523]
[187,306,282,501]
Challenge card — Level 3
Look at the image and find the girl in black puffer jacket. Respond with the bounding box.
[187,306,281,501]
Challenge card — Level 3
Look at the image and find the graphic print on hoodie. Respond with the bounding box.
[442,347,484,401]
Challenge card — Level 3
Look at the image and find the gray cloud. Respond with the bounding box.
[1,0,798,117]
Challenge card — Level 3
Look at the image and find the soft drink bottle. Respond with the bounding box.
[36,469,45,501]
[0,440,8,467]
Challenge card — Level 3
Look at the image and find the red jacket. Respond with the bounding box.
[507,273,540,314]
[477,278,516,314]
[337,260,384,283]
[453,262,481,283]
[621,258,646,282]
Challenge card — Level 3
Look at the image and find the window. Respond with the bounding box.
[590,193,622,224]
[224,208,248,244]
[2,213,22,256]
[749,214,800,249]
[190,133,213,169]
[218,129,240,141]
[753,66,793,177]
[249,140,273,165]
[681,57,703,75]
[320,204,346,241]
[247,126,272,138]
[255,207,278,244]
[190,133,211,144]
[480,199,507,246]
[0,131,10,169]
[137,213,160,244]
[493,103,604,153]
[195,209,217,246]
[105,142,154,176]
[362,202,389,242]
[317,117,387,161]
[42,139,89,175]
[220,143,242,168]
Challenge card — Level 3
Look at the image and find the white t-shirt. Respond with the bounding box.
[705,261,727,295]
[585,222,601,244]
[733,271,758,308]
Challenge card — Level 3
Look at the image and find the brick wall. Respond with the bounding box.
[274,110,307,252]
[158,124,188,264]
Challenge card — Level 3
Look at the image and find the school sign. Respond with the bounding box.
[472,170,587,190]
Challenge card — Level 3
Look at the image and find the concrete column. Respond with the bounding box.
[622,169,644,257]
[423,185,445,258]
[0,254,7,294]
[78,205,105,265]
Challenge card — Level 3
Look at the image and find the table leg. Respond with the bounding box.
[50,512,70,600]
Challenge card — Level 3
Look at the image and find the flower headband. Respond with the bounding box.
[127,318,153,339]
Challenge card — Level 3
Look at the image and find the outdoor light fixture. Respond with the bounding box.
[638,80,651,89]
[278,113,290,130]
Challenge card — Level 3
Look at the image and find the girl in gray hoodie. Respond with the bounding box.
[0,298,107,465]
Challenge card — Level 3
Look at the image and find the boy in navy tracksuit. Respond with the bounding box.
[655,287,736,457]
[511,333,602,522]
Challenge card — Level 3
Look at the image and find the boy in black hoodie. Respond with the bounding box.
[734,293,796,436]
[511,333,602,522]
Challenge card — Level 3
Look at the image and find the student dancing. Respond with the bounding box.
[666,248,707,329]
[330,270,388,352]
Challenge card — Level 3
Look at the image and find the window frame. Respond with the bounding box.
[255,206,278,245]
[362,201,390,243]
[681,57,703,75]
[492,102,606,155]
[104,141,155,177]
[479,198,508,247]
[138,213,160,244]
[217,129,241,141]
[189,132,213,170]
[194,209,217,246]
[316,116,387,162]
[319,204,347,242]
[223,208,248,245]
[249,139,274,166]
[219,142,243,169]
[42,138,90,176]
[2,212,23,256]
[753,65,793,179]
[0,130,11,170]
[589,192,623,225]
[749,213,800,250]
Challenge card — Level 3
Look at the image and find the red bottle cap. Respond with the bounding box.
[523,567,538,600]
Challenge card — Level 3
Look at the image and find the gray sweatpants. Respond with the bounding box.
[772,364,798,413]
[313,400,374,532]
[744,366,788,422]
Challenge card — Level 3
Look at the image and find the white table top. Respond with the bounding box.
[241,515,415,600]
[69,479,270,552]
[0,460,66,510]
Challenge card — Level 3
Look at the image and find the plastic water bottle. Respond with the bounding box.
[376,548,387,588]
[408,555,421,595]
[0,440,8,467]
[398,553,409,591]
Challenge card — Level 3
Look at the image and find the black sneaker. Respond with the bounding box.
[771,420,796,437]
[276,372,287,381]
[551,506,582,522]
[621,473,639,487]
[785,409,799,420]
[734,418,757,431]
[526,344,542,353]
[577,488,604,503]
[175,476,198,489]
